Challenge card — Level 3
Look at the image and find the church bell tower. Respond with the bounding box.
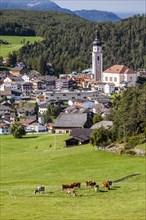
[92,31,103,81]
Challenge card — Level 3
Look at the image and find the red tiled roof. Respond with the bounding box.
[104,65,135,74]
[0,123,10,127]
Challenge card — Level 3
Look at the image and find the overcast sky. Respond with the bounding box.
[52,0,145,13]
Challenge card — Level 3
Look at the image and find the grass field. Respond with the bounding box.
[0,134,146,220]
[0,36,43,57]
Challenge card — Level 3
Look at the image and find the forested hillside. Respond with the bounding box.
[112,83,146,138]
[0,10,145,74]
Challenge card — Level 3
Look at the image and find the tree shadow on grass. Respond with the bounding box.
[98,190,109,193]
[78,191,108,197]
[23,136,38,139]
[29,191,54,197]
[109,187,119,191]
[112,186,121,189]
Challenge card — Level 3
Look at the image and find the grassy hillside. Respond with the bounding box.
[0,35,43,57]
[1,134,145,220]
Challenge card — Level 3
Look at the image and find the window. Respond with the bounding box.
[130,77,132,80]
[114,77,117,82]
[105,77,108,81]
[110,77,112,81]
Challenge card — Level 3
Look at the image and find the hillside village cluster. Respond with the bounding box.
[0,32,141,142]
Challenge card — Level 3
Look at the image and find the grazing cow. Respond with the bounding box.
[34,186,45,194]
[85,181,96,187]
[94,184,99,192]
[70,182,81,188]
[61,184,72,191]
[107,180,113,186]
[102,181,110,190]
[66,188,76,197]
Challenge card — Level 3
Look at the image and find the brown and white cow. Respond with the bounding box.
[61,184,72,191]
[70,182,81,188]
[85,181,96,187]
[94,184,99,192]
[66,188,76,197]
[102,181,110,190]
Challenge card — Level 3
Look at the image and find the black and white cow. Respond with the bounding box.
[34,186,45,194]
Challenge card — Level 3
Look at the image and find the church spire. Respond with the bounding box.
[93,30,102,46]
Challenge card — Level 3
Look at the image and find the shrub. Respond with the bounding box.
[11,122,26,138]
[126,150,136,156]
[125,136,140,149]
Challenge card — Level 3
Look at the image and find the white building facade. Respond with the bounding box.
[102,65,137,88]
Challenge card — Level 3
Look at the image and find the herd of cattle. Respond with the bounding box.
[34,180,113,197]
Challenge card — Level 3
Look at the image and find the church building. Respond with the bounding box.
[91,31,137,88]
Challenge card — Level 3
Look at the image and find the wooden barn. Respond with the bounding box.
[65,128,93,147]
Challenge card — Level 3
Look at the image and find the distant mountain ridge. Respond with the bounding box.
[0,0,121,22]
[0,0,74,15]
[74,10,120,22]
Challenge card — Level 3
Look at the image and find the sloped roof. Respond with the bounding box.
[39,103,49,109]
[11,66,25,71]
[66,128,93,142]
[91,121,113,129]
[0,105,11,110]
[54,113,88,128]
[0,101,12,107]
[104,65,135,74]
[71,128,93,139]
[19,117,37,126]
[0,123,10,127]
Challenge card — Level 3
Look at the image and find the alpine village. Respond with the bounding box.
[0,1,146,220]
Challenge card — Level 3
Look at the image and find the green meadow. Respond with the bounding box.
[0,36,43,57]
[0,134,146,220]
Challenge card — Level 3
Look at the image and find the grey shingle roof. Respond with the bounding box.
[71,128,93,141]
[11,66,24,71]
[54,113,88,128]
[91,121,113,129]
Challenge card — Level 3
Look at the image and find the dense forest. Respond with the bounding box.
[111,84,146,138]
[0,10,145,74]
[90,83,146,149]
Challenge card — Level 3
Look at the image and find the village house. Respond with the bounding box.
[65,128,93,147]
[55,78,69,90]
[44,90,104,101]
[54,112,93,134]
[39,103,49,115]
[21,82,33,95]
[72,75,91,88]
[0,88,12,100]
[22,74,32,82]
[32,79,46,90]
[104,83,116,94]
[94,81,106,91]
[0,105,11,114]
[0,123,11,135]
[10,63,28,76]
[19,117,47,133]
